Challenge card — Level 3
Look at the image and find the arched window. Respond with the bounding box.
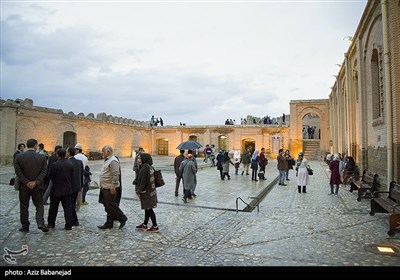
[371,48,383,121]
[63,131,76,148]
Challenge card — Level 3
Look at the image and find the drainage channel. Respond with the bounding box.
[239,175,279,213]
[88,175,279,213]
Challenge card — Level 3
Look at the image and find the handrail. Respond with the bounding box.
[235,197,259,213]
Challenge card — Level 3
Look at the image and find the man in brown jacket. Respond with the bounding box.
[277,148,288,186]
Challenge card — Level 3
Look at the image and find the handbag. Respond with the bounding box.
[153,169,165,188]
[307,167,313,176]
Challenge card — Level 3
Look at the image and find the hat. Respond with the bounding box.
[298,152,303,157]
[75,143,83,150]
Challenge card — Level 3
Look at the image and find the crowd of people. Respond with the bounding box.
[12,140,159,233]
[12,136,356,235]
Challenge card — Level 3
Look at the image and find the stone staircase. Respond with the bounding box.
[303,139,320,160]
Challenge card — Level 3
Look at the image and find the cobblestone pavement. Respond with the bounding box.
[0,156,399,268]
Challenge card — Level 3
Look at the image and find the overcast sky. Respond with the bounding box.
[1,0,367,125]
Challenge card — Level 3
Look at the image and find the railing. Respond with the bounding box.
[236,196,259,213]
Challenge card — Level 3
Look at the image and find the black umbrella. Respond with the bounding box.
[176,140,202,150]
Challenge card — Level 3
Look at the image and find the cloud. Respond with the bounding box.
[1,1,367,125]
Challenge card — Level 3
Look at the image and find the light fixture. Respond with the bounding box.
[377,246,395,253]
[343,36,353,42]
[364,243,399,256]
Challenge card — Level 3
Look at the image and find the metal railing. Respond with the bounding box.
[235,196,259,213]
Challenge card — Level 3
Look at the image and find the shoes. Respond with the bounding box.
[19,228,29,233]
[286,179,290,181]
[146,226,159,233]
[136,223,148,230]
[254,180,258,182]
[175,193,179,197]
[182,198,187,203]
[246,173,250,175]
[119,220,127,229]
[97,224,113,230]
[302,191,307,193]
[38,225,49,232]
[192,193,197,197]
[281,184,287,186]
[72,222,79,227]
[241,171,244,175]
[47,225,55,229]
[81,201,89,206]
[64,226,72,231]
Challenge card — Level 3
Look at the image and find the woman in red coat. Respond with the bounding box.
[329,153,342,195]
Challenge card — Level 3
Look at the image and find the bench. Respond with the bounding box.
[350,169,379,202]
[369,181,400,237]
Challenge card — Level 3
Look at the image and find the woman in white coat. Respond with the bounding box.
[295,152,310,193]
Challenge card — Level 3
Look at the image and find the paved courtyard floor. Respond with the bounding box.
[1,156,399,272]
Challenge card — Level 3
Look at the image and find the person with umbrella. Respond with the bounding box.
[176,140,202,151]
[179,153,197,203]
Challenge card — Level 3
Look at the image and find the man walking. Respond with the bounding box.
[174,150,185,197]
[14,138,49,233]
[97,145,127,230]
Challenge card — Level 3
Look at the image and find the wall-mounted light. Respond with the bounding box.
[343,36,353,42]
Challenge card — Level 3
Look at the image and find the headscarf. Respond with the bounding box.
[251,150,259,161]
[139,153,153,166]
[333,153,340,161]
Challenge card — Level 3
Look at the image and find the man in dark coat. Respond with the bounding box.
[48,148,74,230]
[14,138,48,233]
[43,145,62,205]
[67,147,84,227]
[174,150,185,197]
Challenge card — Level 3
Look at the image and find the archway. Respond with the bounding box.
[188,135,197,142]
[241,138,255,153]
[218,135,228,152]
[301,113,321,160]
[289,100,329,160]
[157,138,168,155]
[63,131,76,148]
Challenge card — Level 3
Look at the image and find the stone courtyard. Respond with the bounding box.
[0,156,399,271]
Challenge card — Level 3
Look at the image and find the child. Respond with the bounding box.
[234,158,240,175]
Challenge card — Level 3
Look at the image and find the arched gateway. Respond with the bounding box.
[289,99,330,160]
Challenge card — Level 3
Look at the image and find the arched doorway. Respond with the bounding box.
[302,113,321,159]
[289,100,329,160]
[157,138,168,155]
[218,135,228,152]
[63,131,76,148]
[241,138,255,153]
[188,135,197,142]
